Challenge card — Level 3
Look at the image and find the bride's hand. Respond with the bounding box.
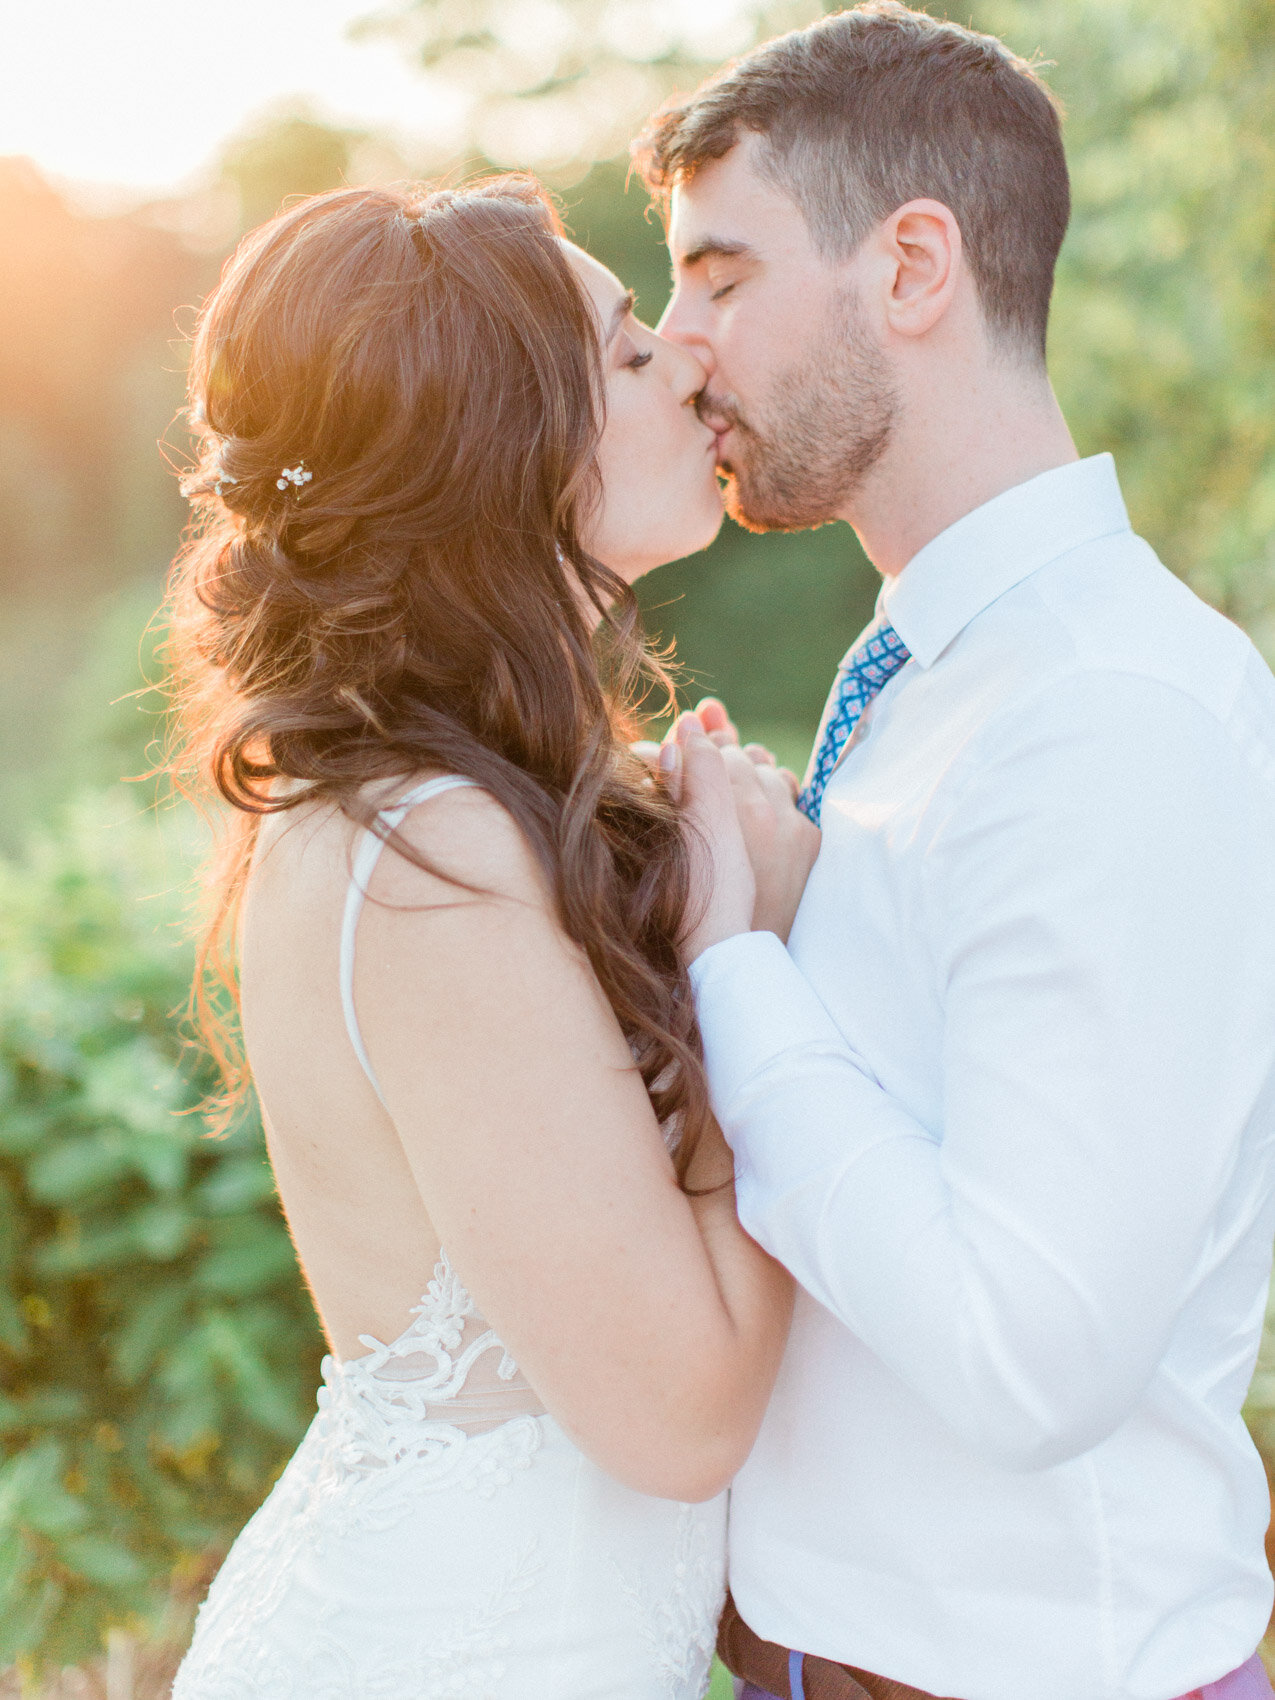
[686,700,822,945]
[664,711,821,959]
[660,714,755,963]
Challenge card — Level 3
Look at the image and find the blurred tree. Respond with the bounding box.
[218,111,362,235]
[974,0,1275,651]
[0,112,376,842]
[0,109,371,618]
[354,0,818,172]
[0,161,201,844]
[0,160,194,598]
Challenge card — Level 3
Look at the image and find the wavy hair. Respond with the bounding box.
[166,177,711,1179]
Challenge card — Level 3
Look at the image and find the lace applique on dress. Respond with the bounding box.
[326,1252,529,1432]
[312,1251,547,1525]
[613,1502,726,1700]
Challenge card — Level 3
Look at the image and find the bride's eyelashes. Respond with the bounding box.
[710,282,737,302]
[611,322,652,373]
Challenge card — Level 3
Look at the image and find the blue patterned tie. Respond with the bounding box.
[798,620,911,824]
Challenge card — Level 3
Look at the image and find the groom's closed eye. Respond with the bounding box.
[672,237,759,299]
[676,237,754,270]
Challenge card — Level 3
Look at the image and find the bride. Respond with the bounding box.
[166,176,813,1699]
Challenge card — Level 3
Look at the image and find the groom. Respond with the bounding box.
[635,6,1275,1699]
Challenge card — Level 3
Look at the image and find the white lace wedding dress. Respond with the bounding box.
[171,777,728,1700]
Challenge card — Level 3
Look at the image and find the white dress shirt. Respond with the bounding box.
[691,456,1275,1700]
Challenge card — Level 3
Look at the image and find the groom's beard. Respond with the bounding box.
[704,288,897,534]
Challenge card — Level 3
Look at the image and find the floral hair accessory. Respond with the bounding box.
[277,462,313,493]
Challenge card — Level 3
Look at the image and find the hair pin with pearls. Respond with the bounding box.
[277,462,313,493]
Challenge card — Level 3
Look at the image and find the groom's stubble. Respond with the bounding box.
[702,283,898,535]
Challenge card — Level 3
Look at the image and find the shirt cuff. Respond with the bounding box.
[688,931,859,1113]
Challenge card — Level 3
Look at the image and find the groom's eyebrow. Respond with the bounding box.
[676,237,755,269]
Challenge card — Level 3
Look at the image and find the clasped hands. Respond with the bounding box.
[635,699,822,964]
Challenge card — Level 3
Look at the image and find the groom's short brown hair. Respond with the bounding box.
[634,1,1069,360]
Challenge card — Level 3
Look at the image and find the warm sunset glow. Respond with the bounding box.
[0,0,763,197]
[0,0,465,195]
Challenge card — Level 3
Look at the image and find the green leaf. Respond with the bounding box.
[132,1201,193,1260]
[26,1133,131,1205]
[0,1570,62,1666]
[57,1534,147,1588]
[81,1040,187,1142]
[195,1157,276,1215]
[0,1108,65,1157]
[0,1441,85,1537]
[0,1390,86,1434]
[196,1221,297,1296]
[111,1286,190,1385]
[32,1218,144,1275]
[200,1311,308,1440]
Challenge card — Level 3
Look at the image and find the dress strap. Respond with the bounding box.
[339,776,478,1107]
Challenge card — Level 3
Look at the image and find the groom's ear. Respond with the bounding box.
[872,199,963,342]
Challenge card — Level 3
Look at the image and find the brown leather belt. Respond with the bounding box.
[718,1593,964,1700]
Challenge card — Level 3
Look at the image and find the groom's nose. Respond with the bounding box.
[656,288,717,376]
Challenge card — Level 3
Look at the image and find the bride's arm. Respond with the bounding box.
[352,784,793,1503]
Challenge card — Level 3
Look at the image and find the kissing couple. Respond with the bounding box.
[166,4,1275,1698]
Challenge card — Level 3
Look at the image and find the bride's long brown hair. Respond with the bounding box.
[167,176,712,1179]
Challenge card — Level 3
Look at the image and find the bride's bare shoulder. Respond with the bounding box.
[378,778,550,910]
[248,773,551,921]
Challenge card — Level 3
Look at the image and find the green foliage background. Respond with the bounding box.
[0,800,322,1680]
[0,0,1273,1685]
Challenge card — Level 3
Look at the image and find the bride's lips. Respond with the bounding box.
[695,405,734,462]
[696,418,725,457]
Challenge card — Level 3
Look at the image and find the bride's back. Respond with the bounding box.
[240,796,439,1362]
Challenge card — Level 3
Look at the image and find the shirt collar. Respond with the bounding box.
[876,454,1131,669]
